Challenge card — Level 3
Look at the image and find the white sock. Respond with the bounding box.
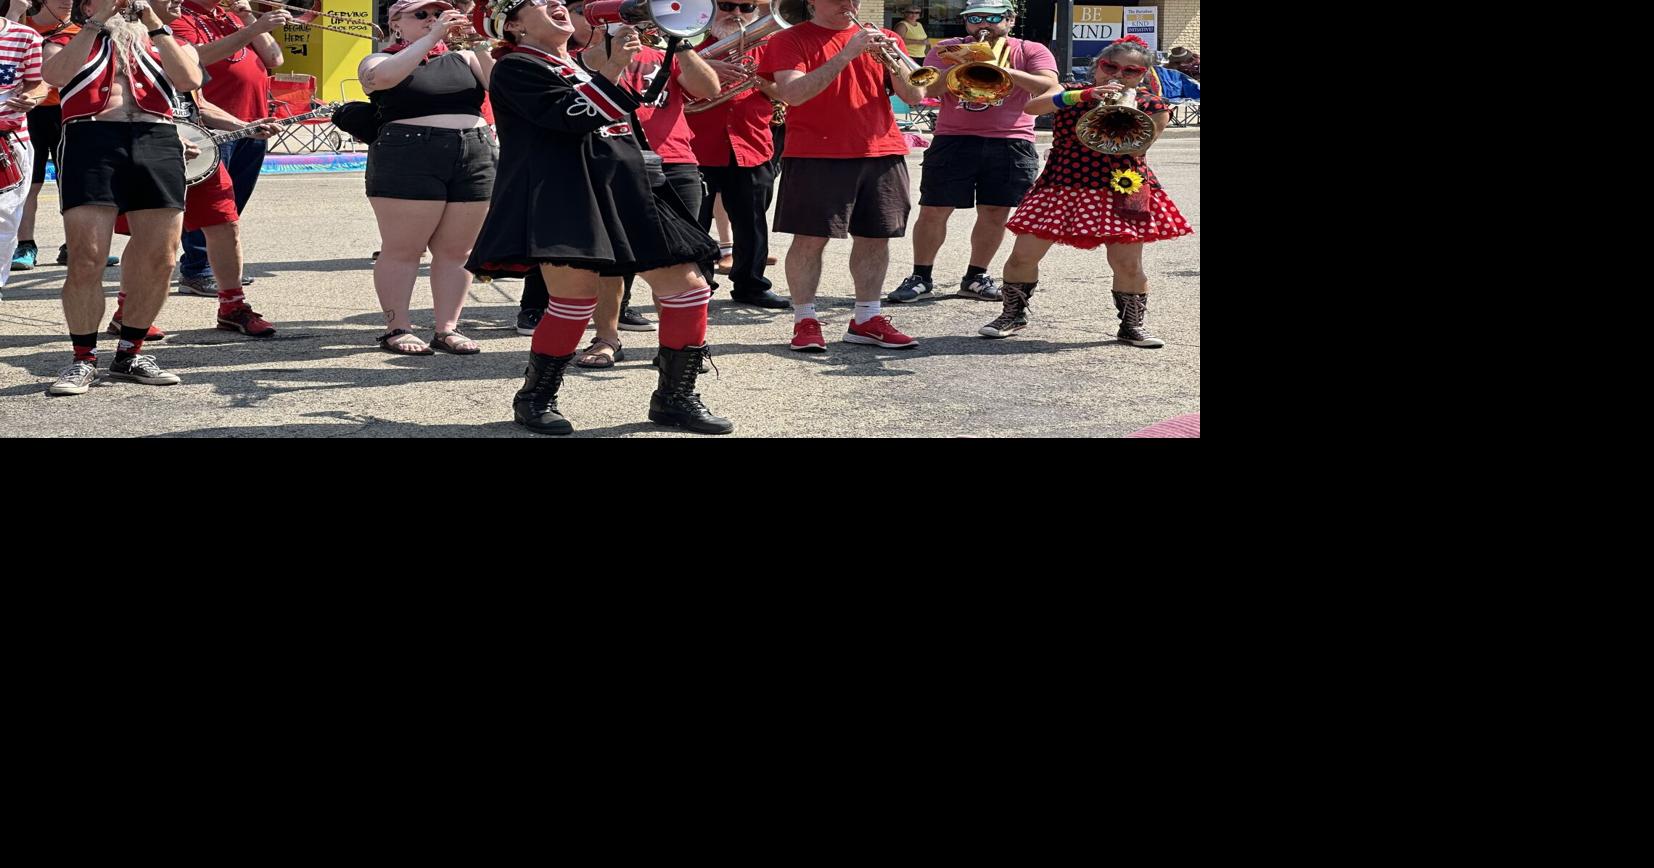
[719,244,734,256]
[794,304,817,323]
[853,301,881,324]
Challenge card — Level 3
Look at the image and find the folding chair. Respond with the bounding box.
[267,73,343,153]
[890,94,938,133]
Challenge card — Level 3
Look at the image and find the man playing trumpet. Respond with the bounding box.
[755,0,926,352]
[887,0,1055,306]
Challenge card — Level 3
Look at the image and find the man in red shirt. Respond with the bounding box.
[168,0,285,302]
[756,0,926,352]
[684,0,788,310]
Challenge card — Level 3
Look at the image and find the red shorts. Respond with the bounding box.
[112,163,238,235]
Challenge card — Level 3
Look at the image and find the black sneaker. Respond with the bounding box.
[979,282,1034,338]
[48,360,99,395]
[887,273,935,303]
[618,307,656,332]
[958,273,1002,301]
[515,307,544,336]
[108,354,181,385]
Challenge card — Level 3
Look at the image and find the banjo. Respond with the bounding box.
[180,103,340,186]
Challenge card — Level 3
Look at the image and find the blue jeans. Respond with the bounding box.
[179,138,267,279]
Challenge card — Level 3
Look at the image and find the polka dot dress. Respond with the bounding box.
[1007,91,1193,249]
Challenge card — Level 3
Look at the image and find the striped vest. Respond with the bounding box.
[58,31,180,122]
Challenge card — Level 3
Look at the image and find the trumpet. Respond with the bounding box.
[943,29,1012,105]
[1073,82,1156,156]
[225,1,386,40]
[682,9,800,114]
[845,11,937,88]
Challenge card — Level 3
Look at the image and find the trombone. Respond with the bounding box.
[225,1,386,39]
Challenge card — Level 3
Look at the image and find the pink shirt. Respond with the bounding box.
[925,37,1056,141]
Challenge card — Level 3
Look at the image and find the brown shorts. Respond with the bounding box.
[773,155,911,238]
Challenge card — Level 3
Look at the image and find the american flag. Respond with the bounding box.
[0,63,17,87]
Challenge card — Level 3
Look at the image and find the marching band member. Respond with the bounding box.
[982,35,1191,346]
[467,0,732,435]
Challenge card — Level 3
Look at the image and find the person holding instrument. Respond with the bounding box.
[755,0,927,354]
[359,0,495,356]
[168,0,286,300]
[887,0,1055,306]
[979,34,1191,346]
[40,0,204,395]
[467,0,732,436]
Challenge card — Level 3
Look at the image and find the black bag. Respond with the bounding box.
[332,101,384,144]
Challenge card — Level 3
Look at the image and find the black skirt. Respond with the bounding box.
[465,51,718,279]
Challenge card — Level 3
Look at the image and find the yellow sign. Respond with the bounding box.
[278,1,375,104]
[1073,5,1124,43]
[1075,5,1123,24]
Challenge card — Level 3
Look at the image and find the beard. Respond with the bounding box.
[104,15,153,77]
[710,15,749,39]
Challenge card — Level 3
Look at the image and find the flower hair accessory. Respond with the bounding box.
[1112,35,1150,48]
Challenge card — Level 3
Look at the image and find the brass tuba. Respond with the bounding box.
[1074,83,1156,156]
[943,29,1013,106]
[683,6,806,115]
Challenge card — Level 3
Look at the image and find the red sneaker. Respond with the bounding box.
[216,304,277,337]
[844,315,918,349]
[106,318,168,342]
[790,318,826,352]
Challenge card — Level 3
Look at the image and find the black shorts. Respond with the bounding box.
[57,119,186,213]
[27,104,61,185]
[774,155,910,238]
[918,135,1041,209]
[366,124,496,202]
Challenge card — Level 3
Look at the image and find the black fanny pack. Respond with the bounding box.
[331,101,384,144]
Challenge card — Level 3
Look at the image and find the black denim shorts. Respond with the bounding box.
[365,123,496,202]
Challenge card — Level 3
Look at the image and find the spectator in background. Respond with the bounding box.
[1163,45,1197,80]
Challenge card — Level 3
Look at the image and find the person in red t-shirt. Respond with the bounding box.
[684,0,788,310]
[755,0,925,353]
[169,0,286,300]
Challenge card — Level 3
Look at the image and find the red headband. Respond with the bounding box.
[1112,35,1149,48]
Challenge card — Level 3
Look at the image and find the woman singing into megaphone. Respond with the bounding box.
[466,0,734,436]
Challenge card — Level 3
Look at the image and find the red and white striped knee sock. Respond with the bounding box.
[530,296,596,357]
[654,285,712,350]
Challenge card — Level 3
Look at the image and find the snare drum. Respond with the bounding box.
[0,132,25,195]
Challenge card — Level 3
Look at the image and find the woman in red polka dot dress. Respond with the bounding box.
[980,35,1192,347]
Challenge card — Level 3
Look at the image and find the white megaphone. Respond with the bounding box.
[583,0,714,39]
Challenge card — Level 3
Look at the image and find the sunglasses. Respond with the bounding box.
[964,14,1004,24]
[717,2,756,10]
[1098,59,1147,76]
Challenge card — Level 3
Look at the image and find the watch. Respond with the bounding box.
[149,25,174,38]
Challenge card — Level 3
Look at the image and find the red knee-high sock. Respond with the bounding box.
[655,286,711,350]
[531,296,597,357]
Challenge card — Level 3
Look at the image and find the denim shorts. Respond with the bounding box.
[365,123,496,202]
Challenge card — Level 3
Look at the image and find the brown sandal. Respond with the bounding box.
[431,331,481,354]
[575,336,624,368]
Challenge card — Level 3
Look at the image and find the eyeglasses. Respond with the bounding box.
[963,13,1004,24]
[1098,59,1147,76]
[717,2,756,11]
